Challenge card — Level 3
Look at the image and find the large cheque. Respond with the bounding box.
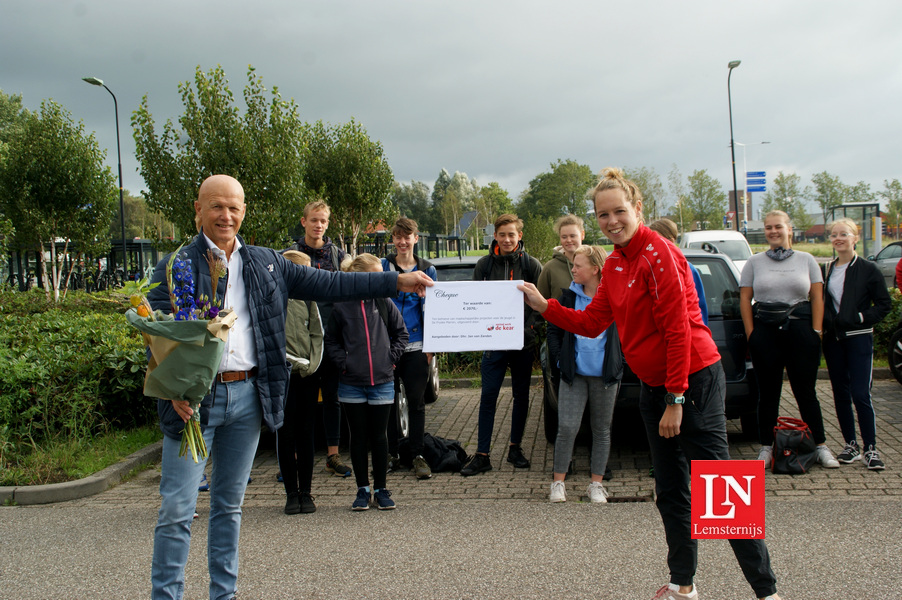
[422,280,524,352]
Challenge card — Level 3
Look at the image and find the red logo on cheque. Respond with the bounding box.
[690,460,764,539]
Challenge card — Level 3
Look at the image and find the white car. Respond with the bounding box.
[678,229,752,273]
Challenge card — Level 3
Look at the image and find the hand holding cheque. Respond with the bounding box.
[422,280,526,352]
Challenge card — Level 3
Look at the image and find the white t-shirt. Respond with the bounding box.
[827,261,848,313]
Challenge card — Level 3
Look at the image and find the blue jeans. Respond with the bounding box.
[477,348,533,454]
[151,377,262,600]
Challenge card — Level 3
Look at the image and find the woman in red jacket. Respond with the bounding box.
[519,168,780,600]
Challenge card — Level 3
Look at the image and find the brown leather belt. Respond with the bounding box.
[216,368,258,383]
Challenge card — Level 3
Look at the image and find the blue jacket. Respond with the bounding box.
[147,233,399,439]
[381,254,437,345]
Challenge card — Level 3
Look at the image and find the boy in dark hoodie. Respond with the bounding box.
[461,214,543,476]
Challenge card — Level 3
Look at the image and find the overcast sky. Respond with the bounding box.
[3,1,901,217]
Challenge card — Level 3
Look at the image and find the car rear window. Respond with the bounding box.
[688,258,741,319]
[434,266,475,281]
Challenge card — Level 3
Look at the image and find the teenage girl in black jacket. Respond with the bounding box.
[822,218,892,470]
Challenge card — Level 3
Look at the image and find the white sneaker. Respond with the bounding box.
[816,445,840,468]
[549,480,566,503]
[757,445,773,464]
[587,481,608,503]
[651,583,698,600]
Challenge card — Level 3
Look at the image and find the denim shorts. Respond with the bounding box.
[338,381,395,405]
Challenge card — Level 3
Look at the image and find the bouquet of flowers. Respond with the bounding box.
[125,245,236,462]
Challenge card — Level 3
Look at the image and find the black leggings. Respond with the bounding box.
[342,402,391,490]
[276,373,317,495]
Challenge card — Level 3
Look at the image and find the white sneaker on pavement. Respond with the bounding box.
[816,445,840,468]
[651,583,698,600]
[757,445,773,464]
[587,481,608,503]
[550,480,566,503]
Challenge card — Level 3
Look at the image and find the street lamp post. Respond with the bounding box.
[82,76,128,277]
[727,60,741,232]
[735,141,770,234]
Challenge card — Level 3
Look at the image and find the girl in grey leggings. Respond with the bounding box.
[546,246,623,503]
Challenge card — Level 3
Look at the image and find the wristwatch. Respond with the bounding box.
[664,392,685,406]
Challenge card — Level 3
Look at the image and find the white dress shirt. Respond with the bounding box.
[203,233,256,372]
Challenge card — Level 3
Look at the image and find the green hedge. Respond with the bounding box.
[0,289,151,458]
[873,287,902,362]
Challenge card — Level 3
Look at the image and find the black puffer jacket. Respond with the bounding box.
[147,233,399,439]
[473,240,544,348]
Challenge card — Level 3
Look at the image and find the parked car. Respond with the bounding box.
[542,249,759,442]
[393,254,482,436]
[868,241,902,289]
[678,229,753,274]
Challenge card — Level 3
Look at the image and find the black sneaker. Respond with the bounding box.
[603,466,613,481]
[298,492,316,513]
[864,445,886,471]
[837,441,861,464]
[284,493,301,515]
[506,444,530,468]
[373,488,396,510]
[461,453,492,476]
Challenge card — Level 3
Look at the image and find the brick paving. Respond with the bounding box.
[74,377,902,511]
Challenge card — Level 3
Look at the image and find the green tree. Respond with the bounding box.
[0,99,117,301]
[132,65,306,248]
[684,169,727,230]
[303,118,394,251]
[473,181,515,245]
[845,180,875,204]
[391,180,432,230]
[624,166,665,221]
[667,164,689,234]
[760,171,812,231]
[0,90,29,263]
[518,159,595,222]
[878,179,902,240]
[809,171,845,239]
[108,190,176,241]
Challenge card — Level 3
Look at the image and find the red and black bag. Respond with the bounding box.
[772,417,818,474]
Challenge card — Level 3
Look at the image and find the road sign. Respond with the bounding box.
[747,178,766,185]
[747,171,766,178]
[747,186,766,193]
[726,211,735,220]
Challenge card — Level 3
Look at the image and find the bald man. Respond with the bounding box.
[147,175,432,600]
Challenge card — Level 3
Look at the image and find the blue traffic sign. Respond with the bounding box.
[747,171,766,178]
[747,178,766,185]
[747,186,767,193]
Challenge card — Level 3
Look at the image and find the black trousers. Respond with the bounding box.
[388,350,429,457]
[639,362,777,598]
[343,402,391,490]
[748,317,826,445]
[276,373,316,495]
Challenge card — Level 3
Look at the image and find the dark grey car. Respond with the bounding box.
[542,249,758,442]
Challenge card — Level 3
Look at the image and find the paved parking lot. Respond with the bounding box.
[79,376,902,510]
[4,377,901,599]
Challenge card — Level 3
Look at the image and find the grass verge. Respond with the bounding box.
[2,425,162,487]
